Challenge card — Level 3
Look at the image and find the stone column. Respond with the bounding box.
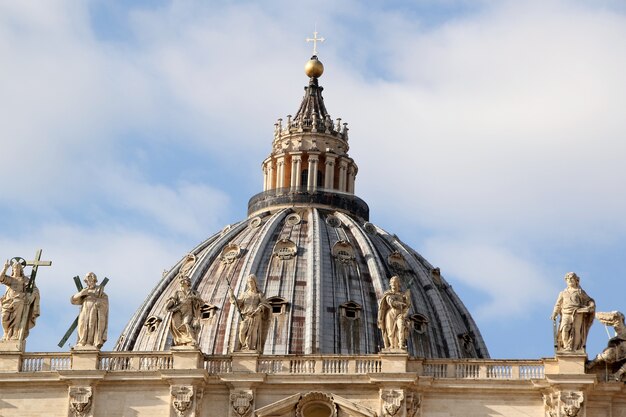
[307,153,320,191]
[276,155,285,189]
[266,160,275,191]
[262,165,267,191]
[290,154,302,189]
[338,159,349,192]
[347,164,357,194]
[324,155,336,190]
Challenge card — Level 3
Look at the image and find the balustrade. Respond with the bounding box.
[13,352,545,381]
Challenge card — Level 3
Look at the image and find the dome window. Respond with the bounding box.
[332,241,355,264]
[220,243,241,264]
[267,296,288,315]
[363,222,377,235]
[143,316,162,333]
[387,251,408,272]
[458,332,477,357]
[339,301,362,320]
[273,239,298,260]
[431,267,443,286]
[249,216,263,228]
[286,213,302,225]
[325,215,342,228]
[409,313,429,334]
[200,304,218,319]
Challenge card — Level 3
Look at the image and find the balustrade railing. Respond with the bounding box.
[20,354,71,372]
[205,357,233,374]
[421,359,545,380]
[98,353,173,371]
[12,352,544,381]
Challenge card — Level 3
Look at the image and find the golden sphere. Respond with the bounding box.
[304,57,324,78]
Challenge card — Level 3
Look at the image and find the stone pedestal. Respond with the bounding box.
[0,340,25,372]
[231,351,259,373]
[380,351,408,373]
[172,346,203,370]
[555,353,587,374]
[0,339,25,352]
[71,347,100,370]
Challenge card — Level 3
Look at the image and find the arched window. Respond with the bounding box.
[267,296,288,315]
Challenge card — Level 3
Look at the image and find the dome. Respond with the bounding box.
[115,56,489,359]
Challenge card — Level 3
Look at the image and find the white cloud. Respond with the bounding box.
[423,237,559,319]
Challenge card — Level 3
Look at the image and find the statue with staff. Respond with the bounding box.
[551,272,595,353]
[0,249,51,344]
[228,274,270,352]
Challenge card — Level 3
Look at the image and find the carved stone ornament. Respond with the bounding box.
[296,392,337,417]
[363,222,377,234]
[406,390,422,417]
[381,389,404,417]
[143,315,162,333]
[387,251,408,272]
[249,216,263,228]
[221,244,242,265]
[230,390,254,417]
[273,239,298,260]
[286,213,302,226]
[171,385,195,417]
[68,386,93,417]
[179,253,197,276]
[332,240,355,264]
[544,390,584,417]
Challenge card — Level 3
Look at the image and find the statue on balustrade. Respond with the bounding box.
[551,272,595,353]
[166,275,205,347]
[587,311,626,381]
[71,272,109,349]
[229,274,270,352]
[378,276,411,351]
[0,259,40,341]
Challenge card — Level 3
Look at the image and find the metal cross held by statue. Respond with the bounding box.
[57,275,109,348]
[16,249,51,341]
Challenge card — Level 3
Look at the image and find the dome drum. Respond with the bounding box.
[247,187,370,220]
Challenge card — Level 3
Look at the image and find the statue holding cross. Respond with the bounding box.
[70,272,109,349]
[0,249,51,342]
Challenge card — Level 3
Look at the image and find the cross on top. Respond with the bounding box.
[306,30,325,56]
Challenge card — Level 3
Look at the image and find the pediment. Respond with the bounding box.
[255,391,377,417]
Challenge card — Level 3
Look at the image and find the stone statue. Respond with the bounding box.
[0,259,40,341]
[587,311,626,380]
[229,274,270,352]
[166,275,205,347]
[551,272,595,353]
[378,276,411,351]
[70,272,109,348]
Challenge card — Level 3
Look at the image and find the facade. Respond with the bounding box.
[0,55,625,417]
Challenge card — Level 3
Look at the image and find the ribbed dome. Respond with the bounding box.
[114,56,489,359]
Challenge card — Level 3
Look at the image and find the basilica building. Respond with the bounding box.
[0,53,625,417]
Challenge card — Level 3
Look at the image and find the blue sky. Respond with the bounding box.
[1,0,626,359]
